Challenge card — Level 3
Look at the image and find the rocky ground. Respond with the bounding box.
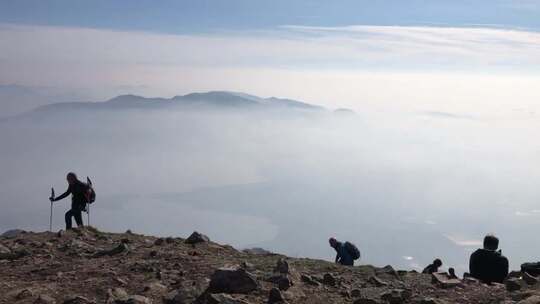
[0,227,539,304]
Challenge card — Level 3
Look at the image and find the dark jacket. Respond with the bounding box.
[333,241,354,266]
[422,264,439,274]
[54,180,90,211]
[469,248,509,283]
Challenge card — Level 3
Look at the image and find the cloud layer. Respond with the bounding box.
[1,23,539,113]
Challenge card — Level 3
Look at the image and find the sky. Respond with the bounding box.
[1,0,540,114]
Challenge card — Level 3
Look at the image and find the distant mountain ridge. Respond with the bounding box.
[31,91,327,113]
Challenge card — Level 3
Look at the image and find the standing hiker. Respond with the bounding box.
[328,237,360,266]
[50,172,90,230]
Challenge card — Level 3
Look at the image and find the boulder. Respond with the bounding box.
[518,295,540,304]
[240,261,255,271]
[185,232,210,244]
[154,238,165,246]
[274,259,289,274]
[508,271,523,278]
[380,289,412,304]
[277,275,293,291]
[523,272,539,285]
[34,294,56,304]
[0,243,11,254]
[63,296,95,304]
[353,298,381,304]
[106,287,129,303]
[15,288,34,300]
[368,276,389,287]
[208,268,259,294]
[507,278,526,292]
[0,245,30,260]
[203,294,249,304]
[463,277,479,284]
[143,282,167,294]
[163,288,201,304]
[61,239,96,253]
[351,289,362,298]
[322,273,336,286]
[94,243,129,257]
[268,287,285,304]
[431,273,462,288]
[115,295,152,304]
[1,229,25,238]
[416,298,449,304]
[242,247,272,255]
[300,274,320,286]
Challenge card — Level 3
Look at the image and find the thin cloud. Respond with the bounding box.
[1,23,540,113]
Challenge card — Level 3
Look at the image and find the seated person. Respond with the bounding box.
[448,267,458,279]
[423,258,443,274]
[469,234,509,284]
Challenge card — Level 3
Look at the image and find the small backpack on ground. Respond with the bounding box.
[521,262,540,276]
[344,241,361,260]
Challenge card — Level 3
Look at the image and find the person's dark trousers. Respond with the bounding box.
[65,208,83,229]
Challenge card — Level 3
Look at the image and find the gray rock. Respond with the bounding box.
[0,243,11,254]
[300,274,320,286]
[1,229,25,238]
[154,238,165,246]
[242,247,272,255]
[63,296,96,304]
[268,287,285,304]
[94,243,129,257]
[380,289,412,304]
[322,273,336,286]
[431,273,462,288]
[15,288,34,300]
[354,298,381,304]
[351,289,362,298]
[106,288,129,303]
[185,232,210,244]
[143,282,167,294]
[204,294,249,304]
[523,272,539,285]
[208,267,259,294]
[518,295,540,304]
[415,298,448,304]
[116,295,152,304]
[508,271,523,278]
[34,294,57,304]
[274,258,289,274]
[463,277,479,284]
[277,275,293,291]
[163,288,201,304]
[507,278,526,292]
[368,275,389,287]
[240,261,255,271]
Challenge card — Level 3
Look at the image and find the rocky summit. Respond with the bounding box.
[1,228,540,304]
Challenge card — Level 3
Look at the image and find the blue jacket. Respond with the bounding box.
[334,242,354,266]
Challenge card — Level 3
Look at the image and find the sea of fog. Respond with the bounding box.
[1,107,540,274]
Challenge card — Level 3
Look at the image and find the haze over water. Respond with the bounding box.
[2,99,540,274]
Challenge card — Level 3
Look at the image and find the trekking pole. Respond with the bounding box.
[86,177,92,227]
[49,188,55,231]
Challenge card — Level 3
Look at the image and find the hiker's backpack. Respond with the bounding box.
[344,241,361,260]
[521,262,540,276]
[85,177,96,204]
